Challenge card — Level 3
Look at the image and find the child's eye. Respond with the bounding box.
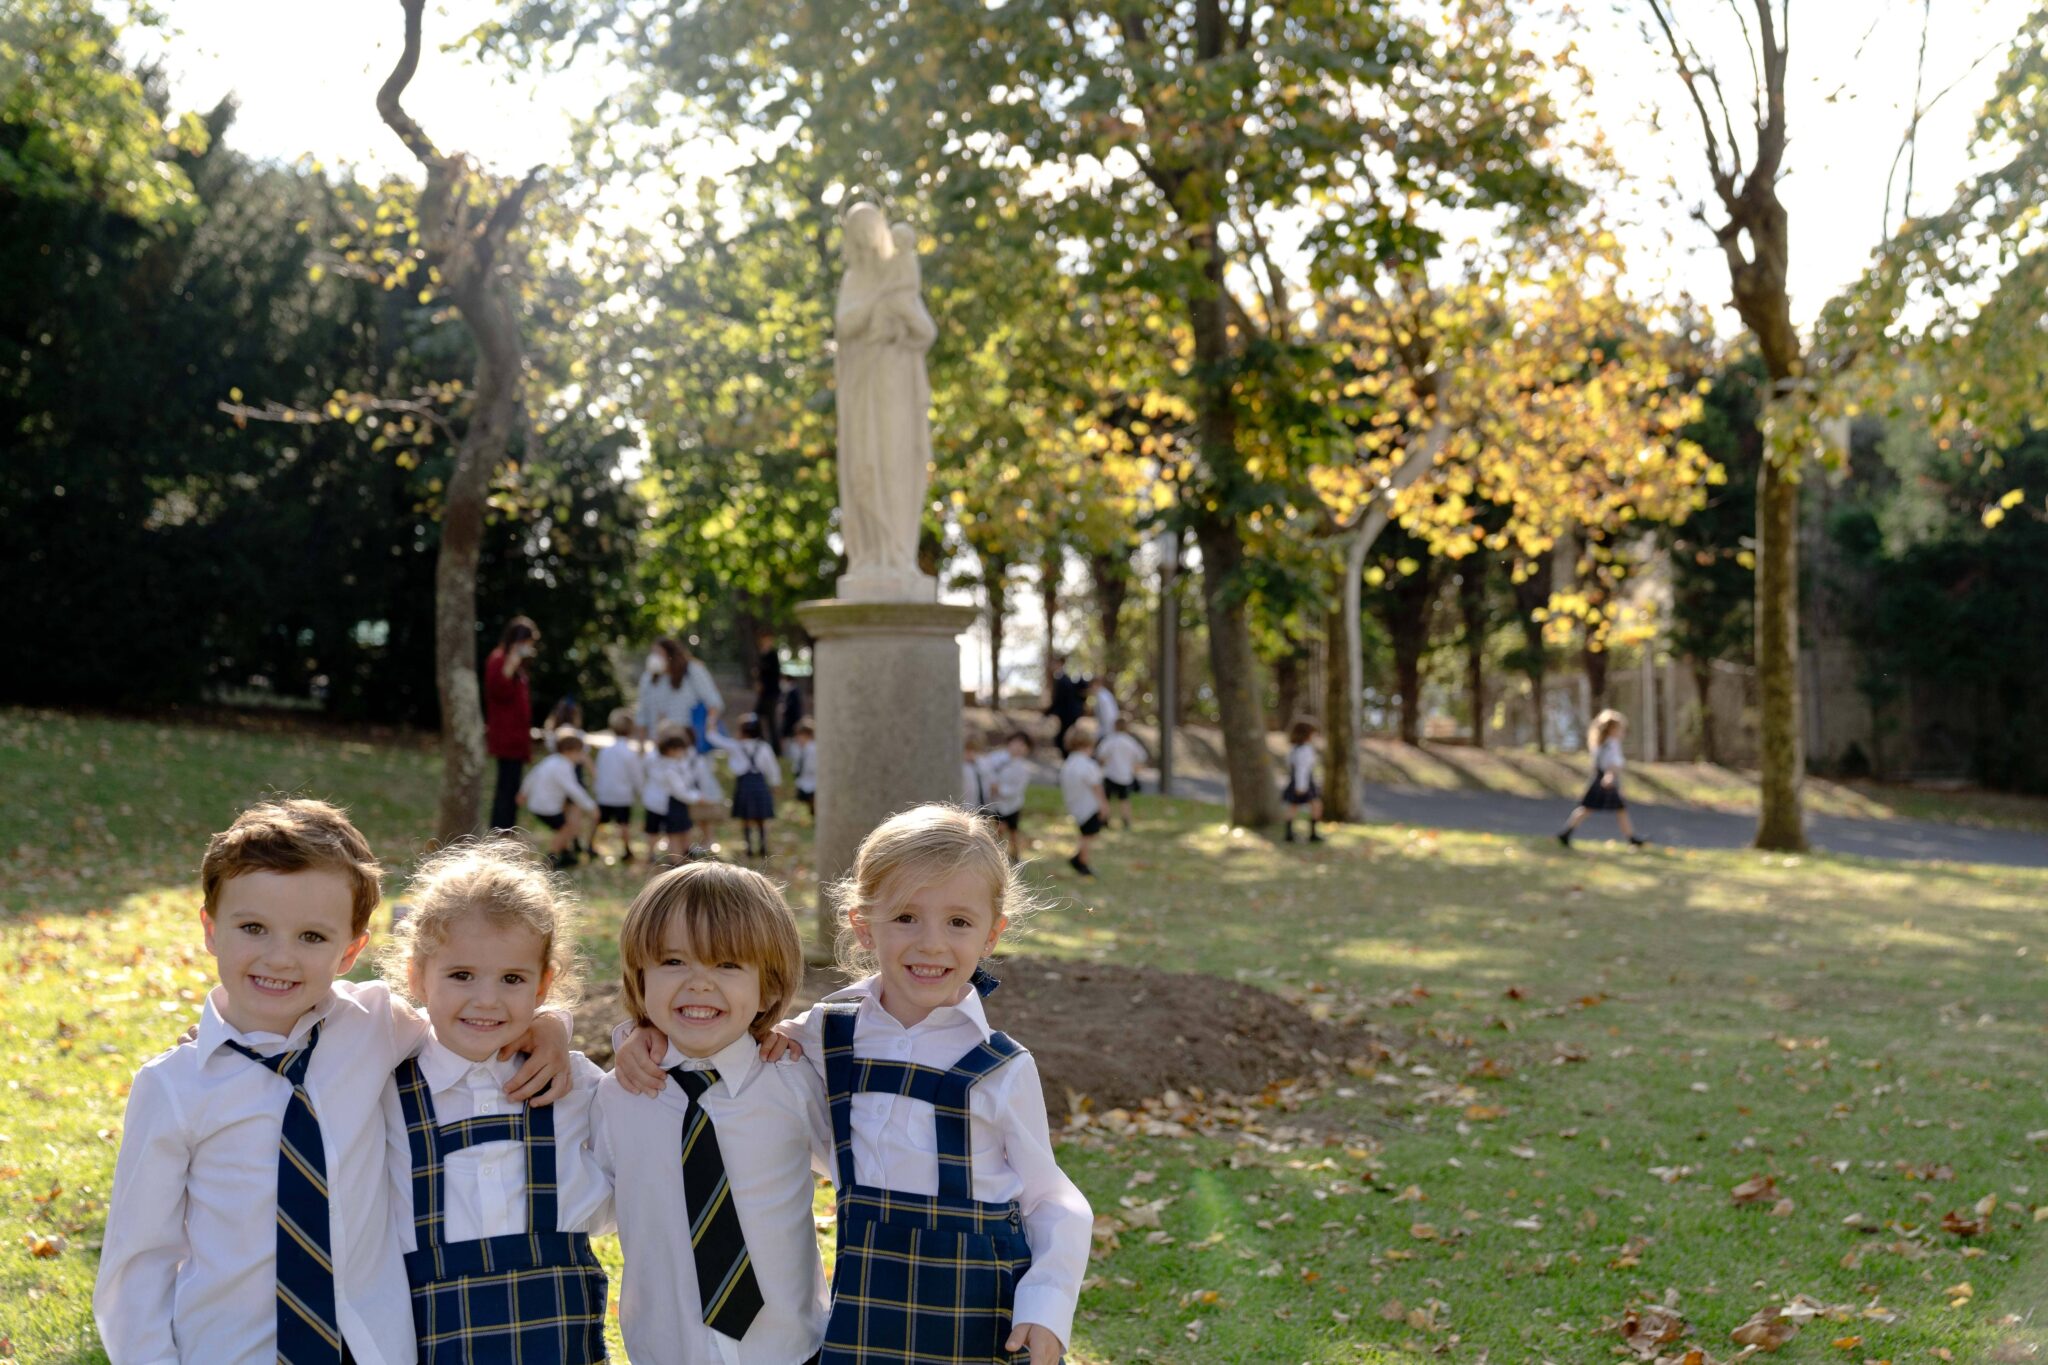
[239,923,265,936]
[448,969,472,982]
[660,956,683,967]
[299,931,327,944]
[716,961,742,971]
[501,972,527,985]
[949,917,973,930]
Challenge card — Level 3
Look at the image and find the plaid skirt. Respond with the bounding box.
[1580,773,1626,811]
[822,1188,1033,1365]
[410,1245,608,1365]
[732,770,776,820]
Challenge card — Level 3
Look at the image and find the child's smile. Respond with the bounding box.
[412,913,553,1064]
[860,867,1007,1029]
[202,868,367,1036]
[640,930,762,1058]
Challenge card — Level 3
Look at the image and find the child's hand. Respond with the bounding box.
[1006,1323,1063,1365]
[758,1024,804,1063]
[612,1024,669,1096]
[503,1011,573,1106]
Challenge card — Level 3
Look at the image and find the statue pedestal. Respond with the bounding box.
[795,597,978,950]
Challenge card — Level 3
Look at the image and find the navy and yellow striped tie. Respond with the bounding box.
[228,1023,344,1365]
[669,1066,763,1338]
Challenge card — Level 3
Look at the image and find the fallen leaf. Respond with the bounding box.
[1731,1305,1801,1351]
[1731,1174,1780,1206]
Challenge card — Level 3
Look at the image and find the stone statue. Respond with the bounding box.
[834,203,937,601]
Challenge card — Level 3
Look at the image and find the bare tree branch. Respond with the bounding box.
[376,0,439,165]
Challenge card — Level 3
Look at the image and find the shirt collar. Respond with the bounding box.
[660,1030,763,1096]
[418,1033,517,1093]
[825,973,994,1041]
[195,984,343,1063]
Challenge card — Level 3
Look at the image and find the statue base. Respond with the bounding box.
[795,597,978,950]
[834,566,938,604]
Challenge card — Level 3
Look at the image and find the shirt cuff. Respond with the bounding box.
[1010,1285,1075,1351]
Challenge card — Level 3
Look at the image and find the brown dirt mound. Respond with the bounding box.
[577,957,1371,1122]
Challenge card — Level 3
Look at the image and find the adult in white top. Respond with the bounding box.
[96,980,428,1365]
[591,735,644,810]
[636,637,725,741]
[1089,677,1119,733]
[519,749,599,819]
[591,1030,833,1365]
[785,977,1093,1349]
[382,1038,613,1247]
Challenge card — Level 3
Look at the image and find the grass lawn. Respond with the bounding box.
[4,706,2045,1363]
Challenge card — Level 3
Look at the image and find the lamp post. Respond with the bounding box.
[1153,527,1180,798]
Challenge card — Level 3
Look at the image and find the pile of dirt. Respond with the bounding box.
[577,956,1373,1122]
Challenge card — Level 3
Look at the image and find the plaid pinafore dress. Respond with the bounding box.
[818,1001,1036,1365]
[393,1057,609,1364]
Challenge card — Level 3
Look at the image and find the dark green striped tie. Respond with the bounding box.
[228,1022,344,1364]
[669,1065,763,1338]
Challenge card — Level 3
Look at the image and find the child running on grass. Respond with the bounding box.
[984,730,1034,861]
[96,800,572,1365]
[379,840,610,1363]
[781,804,1092,1365]
[1558,708,1647,848]
[1059,719,1106,877]
[1094,718,1147,831]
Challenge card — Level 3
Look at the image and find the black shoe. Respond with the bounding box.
[1308,832,1325,844]
[1068,855,1094,877]
[1629,836,1648,847]
[622,849,635,863]
[1284,828,1296,843]
[1556,832,1572,848]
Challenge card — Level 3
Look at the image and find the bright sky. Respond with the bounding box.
[146,0,2033,688]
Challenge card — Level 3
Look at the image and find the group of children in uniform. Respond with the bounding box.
[515,707,821,871]
[98,797,1088,1365]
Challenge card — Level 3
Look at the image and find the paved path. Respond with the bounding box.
[1022,761,2048,869]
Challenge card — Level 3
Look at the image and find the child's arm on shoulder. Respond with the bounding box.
[94,1066,190,1363]
[608,1019,669,1095]
[503,1005,577,1105]
[996,1053,1093,1363]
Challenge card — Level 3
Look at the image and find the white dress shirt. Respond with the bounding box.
[985,754,1031,817]
[709,731,781,785]
[96,981,428,1365]
[1288,742,1318,791]
[1092,688,1119,731]
[674,751,720,804]
[642,755,675,814]
[1059,752,1104,822]
[1096,733,1145,787]
[382,1038,612,1248]
[592,741,644,808]
[786,978,1093,1348]
[520,752,598,817]
[788,739,819,794]
[591,1033,833,1365]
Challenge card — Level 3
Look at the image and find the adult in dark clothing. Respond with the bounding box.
[483,616,540,830]
[754,629,784,751]
[1046,653,1089,755]
[779,677,805,746]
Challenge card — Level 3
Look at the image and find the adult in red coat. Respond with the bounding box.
[484,616,540,830]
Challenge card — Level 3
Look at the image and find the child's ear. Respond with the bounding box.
[407,954,426,1002]
[338,931,371,973]
[536,964,557,1002]
[849,909,875,949]
[200,909,218,955]
[984,913,1008,955]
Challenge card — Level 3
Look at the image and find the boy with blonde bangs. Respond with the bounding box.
[592,863,834,1365]
[96,799,574,1365]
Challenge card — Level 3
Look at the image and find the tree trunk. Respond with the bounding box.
[1753,452,1807,847]
[1322,597,1360,822]
[1583,646,1609,715]
[1458,559,1487,747]
[985,552,1010,707]
[1692,656,1718,765]
[1193,509,1280,825]
[379,0,538,847]
[1088,550,1131,684]
[1512,549,1553,753]
[1039,541,1061,691]
[1379,561,1435,747]
[1273,647,1302,733]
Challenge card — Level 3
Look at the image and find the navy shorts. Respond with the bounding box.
[599,803,632,825]
[995,809,1021,830]
[532,809,567,831]
[1281,782,1320,806]
[1076,812,1106,837]
[642,808,669,836]
[1105,778,1138,800]
[665,804,695,834]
